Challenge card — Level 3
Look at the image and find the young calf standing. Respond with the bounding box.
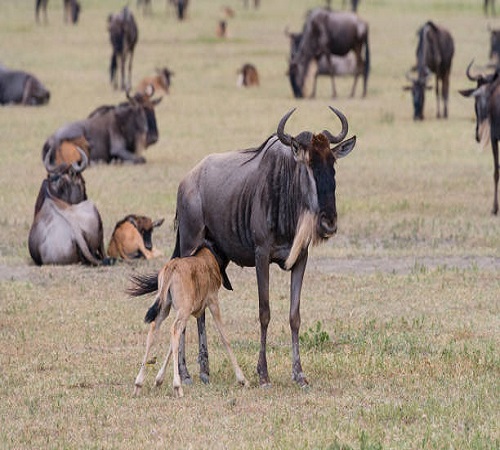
[129,243,248,397]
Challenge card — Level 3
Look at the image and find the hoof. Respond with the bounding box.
[174,386,184,398]
[133,385,141,396]
[200,372,210,384]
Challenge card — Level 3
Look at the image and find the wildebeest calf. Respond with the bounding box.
[130,243,249,397]
[135,68,173,96]
[236,63,259,87]
[108,214,164,260]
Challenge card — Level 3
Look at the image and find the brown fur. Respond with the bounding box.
[216,20,227,38]
[237,63,259,87]
[53,136,90,165]
[107,214,164,260]
[135,67,173,96]
[132,247,248,397]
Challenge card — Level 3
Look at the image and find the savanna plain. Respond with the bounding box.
[0,0,499,448]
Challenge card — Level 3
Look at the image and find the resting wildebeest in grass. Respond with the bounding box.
[136,67,173,96]
[35,0,81,24]
[459,61,500,215]
[108,6,138,91]
[42,90,161,164]
[404,21,454,120]
[108,214,164,260]
[0,65,50,106]
[28,146,108,265]
[286,28,366,98]
[288,8,370,99]
[130,242,249,397]
[236,63,259,87]
[157,106,355,387]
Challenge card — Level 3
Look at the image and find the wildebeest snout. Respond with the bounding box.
[318,212,337,238]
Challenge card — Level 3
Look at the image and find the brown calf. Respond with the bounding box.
[135,68,173,96]
[53,136,90,165]
[237,63,259,87]
[107,214,164,260]
[129,244,248,397]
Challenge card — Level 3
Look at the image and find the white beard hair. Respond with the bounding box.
[478,119,491,152]
[285,211,317,270]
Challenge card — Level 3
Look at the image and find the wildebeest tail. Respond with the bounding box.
[128,272,159,297]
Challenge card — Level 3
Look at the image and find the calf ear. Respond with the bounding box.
[459,88,476,98]
[332,136,356,159]
[153,218,165,228]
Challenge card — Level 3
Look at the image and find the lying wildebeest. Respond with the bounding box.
[0,65,50,106]
[42,90,161,164]
[459,61,500,215]
[108,214,164,260]
[130,242,249,397]
[485,0,496,15]
[404,21,454,120]
[288,8,370,99]
[286,29,366,98]
[35,0,80,24]
[136,67,173,95]
[28,146,107,265]
[237,63,259,87]
[165,107,355,387]
[108,6,138,91]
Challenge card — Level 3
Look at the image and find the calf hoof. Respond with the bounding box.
[133,385,142,397]
[174,386,184,398]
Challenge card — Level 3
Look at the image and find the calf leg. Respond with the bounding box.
[208,297,248,387]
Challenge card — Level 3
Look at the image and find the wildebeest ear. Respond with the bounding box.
[332,136,356,159]
[153,218,165,228]
[459,88,476,98]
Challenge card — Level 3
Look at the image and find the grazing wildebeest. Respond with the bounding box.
[136,67,173,96]
[165,107,355,387]
[28,146,107,266]
[108,7,138,91]
[35,0,80,24]
[288,8,370,99]
[459,61,500,215]
[485,0,496,15]
[130,242,249,397]
[404,21,454,120]
[0,65,50,106]
[42,90,161,164]
[286,29,366,98]
[108,214,164,260]
[237,63,259,87]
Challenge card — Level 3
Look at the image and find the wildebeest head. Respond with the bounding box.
[403,69,432,120]
[25,75,50,105]
[277,107,356,240]
[41,145,88,207]
[130,215,164,250]
[128,87,162,147]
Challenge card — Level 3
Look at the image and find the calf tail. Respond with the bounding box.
[144,298,161,323]
[128,272,159,297]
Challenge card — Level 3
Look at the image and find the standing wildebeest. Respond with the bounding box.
[130,242,249,397]
[28,147,107,265]
[108,214,164,260]
[237,63,259,87]
[167,107,355,387]
[404,21,454,120]
[460,62,500,215]
[288,8,370,99]
[136,67,173,95]
[286,29,366,98]
[108,7,138,91]
[42,90,161,164]
[0,65,50,106]
[35,0,80,24]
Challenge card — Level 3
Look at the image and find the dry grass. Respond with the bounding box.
[0,0,499,449]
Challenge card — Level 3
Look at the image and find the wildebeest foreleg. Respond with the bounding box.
[442,74,450,119]
[256,250,271,386]
[126,49,135,91]
[492,139,499,215]
[290,251,308,387]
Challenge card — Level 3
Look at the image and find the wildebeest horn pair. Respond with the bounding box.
[277,106,348,147]
[43,145,88,174]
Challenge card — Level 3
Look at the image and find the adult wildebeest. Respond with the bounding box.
[166,107,355,387]
[489,27,500,65]
[286,29,366,98]
[108,214,164,260]
[35,0,80,24]
[288,8,370,99]
[237,63,259,87]
[108,7,138,91]
[136,67,173,95]
[459,61,500,215]
[0,65,50,106]
[130,242,249,397]
[404,21,454,120]
[28,146,107,265]
[42,90,161,164]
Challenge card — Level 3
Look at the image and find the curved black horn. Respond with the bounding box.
[322,106,348,144]
[466,59,481,82]
[43,145,58,173]
[71,146,88,173]
[277,108,296,147]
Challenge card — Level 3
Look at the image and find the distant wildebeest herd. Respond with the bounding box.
[0,0,497,398]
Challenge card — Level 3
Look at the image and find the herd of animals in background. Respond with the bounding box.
[0,0,499,395]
